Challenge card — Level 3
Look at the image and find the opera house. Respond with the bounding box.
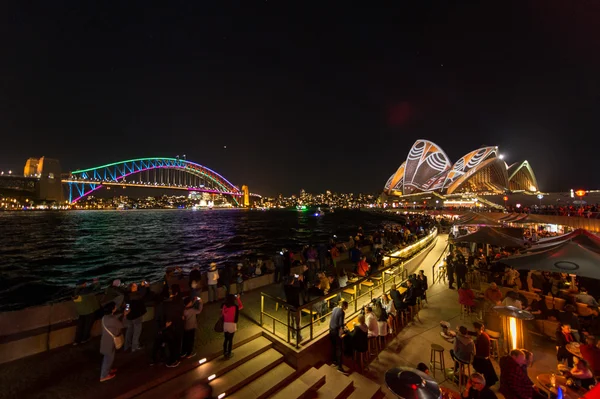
[384,139,539,198]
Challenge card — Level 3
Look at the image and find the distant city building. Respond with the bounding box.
[21,156,64,202]
[384,139,539,196]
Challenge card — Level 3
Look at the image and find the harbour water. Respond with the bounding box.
[0,208,391,311]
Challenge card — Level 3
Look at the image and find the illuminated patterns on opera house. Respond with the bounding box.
[384,140,539,196]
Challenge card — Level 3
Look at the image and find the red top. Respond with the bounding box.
[222,297,244,324]
[458,288,475,306]
[475,332,491,358]
[357,260,370,276]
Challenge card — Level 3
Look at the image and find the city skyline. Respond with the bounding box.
[1,2,599,196]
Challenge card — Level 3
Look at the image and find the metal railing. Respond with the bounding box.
[432,242,450,285]
[259,228,438,348]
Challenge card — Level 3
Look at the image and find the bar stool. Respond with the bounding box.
[486,329,501,359]
[368,336,380,358]
[460,305,471,320]
[429,344,446,379]
[408,305,421,323]
[354,349,368,372]
[451,351,471,393]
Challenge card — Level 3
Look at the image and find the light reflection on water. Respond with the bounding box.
[0,209,391,310]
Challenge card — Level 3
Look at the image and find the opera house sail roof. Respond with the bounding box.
[384,139,539,196]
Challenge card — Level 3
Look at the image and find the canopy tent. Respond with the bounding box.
[454,212,502,226]
[497,213,520,221]
[499,241,600,278]
[451,226,526,248]
[528,229,600,254]
[504,213,552,224]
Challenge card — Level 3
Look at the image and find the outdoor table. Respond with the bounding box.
[536,373,586,399]
[325,294,338,307]
[566,342,582,358]
[439,386,461,399]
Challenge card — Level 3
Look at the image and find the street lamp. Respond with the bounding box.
[537,193,544,207]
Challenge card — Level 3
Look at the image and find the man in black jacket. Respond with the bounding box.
[164,284,185,367]
[284,276,304,341]
[401,280,417,310]
[389,284,403,312]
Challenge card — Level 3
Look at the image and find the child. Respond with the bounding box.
[181,296,203,359]
[236,263,245,295]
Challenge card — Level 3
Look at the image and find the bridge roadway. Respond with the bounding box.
[61,179,246,196]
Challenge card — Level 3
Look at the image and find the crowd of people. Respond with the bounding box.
[69,214,438,386]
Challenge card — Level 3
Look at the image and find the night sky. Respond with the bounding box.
[1,1,599,195]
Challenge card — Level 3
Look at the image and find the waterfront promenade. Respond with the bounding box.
[0,231,437,399]
[0,233,566,399]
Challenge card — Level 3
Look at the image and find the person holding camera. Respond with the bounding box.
[100,301,128,382]
[222,294,243,359]
[123,280,152,352]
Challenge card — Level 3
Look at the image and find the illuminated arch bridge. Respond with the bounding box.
[62,157,258,204]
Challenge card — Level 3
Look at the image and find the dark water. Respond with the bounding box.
[0,209,392,311]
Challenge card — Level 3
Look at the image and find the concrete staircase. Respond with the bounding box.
[267,364,382,399]
[140,336,381,399]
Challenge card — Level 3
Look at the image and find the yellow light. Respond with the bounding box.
[529,186,536,192]
[509,317,517,350]
[208,374,216,381]
[218,394,226,399]
[198,358,207,365]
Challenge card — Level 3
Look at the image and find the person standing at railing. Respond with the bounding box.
[72,278,102,345]
[329,301,348,373]
[206,263,219,303]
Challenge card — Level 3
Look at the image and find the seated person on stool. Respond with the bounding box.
[459,283,476,313]
[453,326,475,371]
[556,323,577,367]
[365,306,378,338]
[399,280,417,311]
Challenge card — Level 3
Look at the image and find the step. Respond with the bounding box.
[141,336,273,399]
[346,372,381,399]
[210,349,284,398]
[227,362,296,399]
[268,367,325,399]
[314,364,354,399]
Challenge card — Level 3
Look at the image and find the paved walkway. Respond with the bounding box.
[358,239,563,398]
[0,246,379,399]
[5,232,565,399]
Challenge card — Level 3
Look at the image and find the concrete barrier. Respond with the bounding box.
[0,236,371,365]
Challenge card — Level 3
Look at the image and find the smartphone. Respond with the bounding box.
[125,304,130,310]
[279,251,284,255]
[294,274,299,278]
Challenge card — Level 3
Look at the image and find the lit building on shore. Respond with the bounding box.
[383,140,539,201]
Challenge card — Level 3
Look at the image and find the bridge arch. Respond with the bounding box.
[64,158,240,203]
